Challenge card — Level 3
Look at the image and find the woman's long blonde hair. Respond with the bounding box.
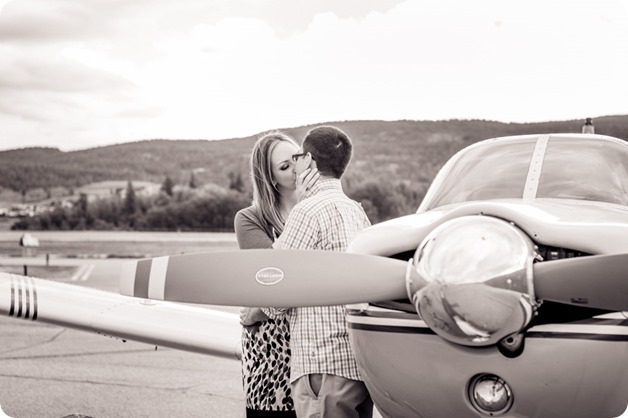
[250,131,299,237]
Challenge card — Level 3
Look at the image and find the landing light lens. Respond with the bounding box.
[469,374,513,416]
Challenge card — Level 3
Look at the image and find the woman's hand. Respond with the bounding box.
[296,167,320,201]
[240,307,269,326]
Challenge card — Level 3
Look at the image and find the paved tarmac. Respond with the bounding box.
[0,257,245,418]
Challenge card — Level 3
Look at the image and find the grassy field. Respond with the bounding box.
[0,239,239,258]
[0,218,13,231]
[0,264,79,278]
[0,232,238,279]
[0,181,161,207]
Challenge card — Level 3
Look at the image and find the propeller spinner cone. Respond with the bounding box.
[407,216,537,346]
[415,282,533,346]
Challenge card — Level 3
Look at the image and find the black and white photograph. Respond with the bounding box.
[1,0,628,417]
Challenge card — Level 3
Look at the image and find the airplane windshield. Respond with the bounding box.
[538,138,628,206]
[422,139,536,209]
[423,136,628,210]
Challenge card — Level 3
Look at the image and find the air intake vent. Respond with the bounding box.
[536,245,590,261]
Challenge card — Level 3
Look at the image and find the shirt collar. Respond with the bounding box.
[304,177,342,198]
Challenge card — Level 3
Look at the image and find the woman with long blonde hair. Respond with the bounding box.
[234,131,318,417]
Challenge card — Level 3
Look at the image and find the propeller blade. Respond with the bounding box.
[120,250,417,307]
[533,253,628,312]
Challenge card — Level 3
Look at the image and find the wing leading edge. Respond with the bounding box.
[0,272,242,360]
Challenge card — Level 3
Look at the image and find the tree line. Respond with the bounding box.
[11,174,426,232]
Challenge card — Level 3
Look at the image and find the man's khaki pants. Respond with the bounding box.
[291,373,373,418]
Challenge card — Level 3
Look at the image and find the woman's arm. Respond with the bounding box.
[234,208,273,325]
[234,209,273,249]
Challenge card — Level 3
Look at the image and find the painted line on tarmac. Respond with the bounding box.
[72,264,95,282]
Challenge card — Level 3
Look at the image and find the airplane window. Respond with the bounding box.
[423,140,536,210]
[538,138,628,206]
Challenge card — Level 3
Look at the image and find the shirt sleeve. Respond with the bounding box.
[234,210,273,249]
[261,307,290,320]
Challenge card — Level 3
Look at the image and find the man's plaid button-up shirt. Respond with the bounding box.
[270,177,371,383]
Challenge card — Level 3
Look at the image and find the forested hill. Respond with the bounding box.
[2,115,628,193]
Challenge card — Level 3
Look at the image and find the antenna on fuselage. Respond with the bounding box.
[582,117,595,134]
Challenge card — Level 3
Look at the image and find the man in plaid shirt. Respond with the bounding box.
[269,126,373,418]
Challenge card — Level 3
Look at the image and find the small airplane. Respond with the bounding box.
[2,131,628,418]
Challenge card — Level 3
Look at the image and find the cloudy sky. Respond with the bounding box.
[1,0,627,151]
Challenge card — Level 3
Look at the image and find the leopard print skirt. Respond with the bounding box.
[242,316,294,411]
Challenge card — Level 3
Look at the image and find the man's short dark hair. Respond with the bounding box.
[302,126,353,179]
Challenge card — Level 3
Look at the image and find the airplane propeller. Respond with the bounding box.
[407,253,628,347]
[119,248,628,313]
[120,249,427,307]
[533,252,628,313]
[404,215,628,346]
[119,217,628,348]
